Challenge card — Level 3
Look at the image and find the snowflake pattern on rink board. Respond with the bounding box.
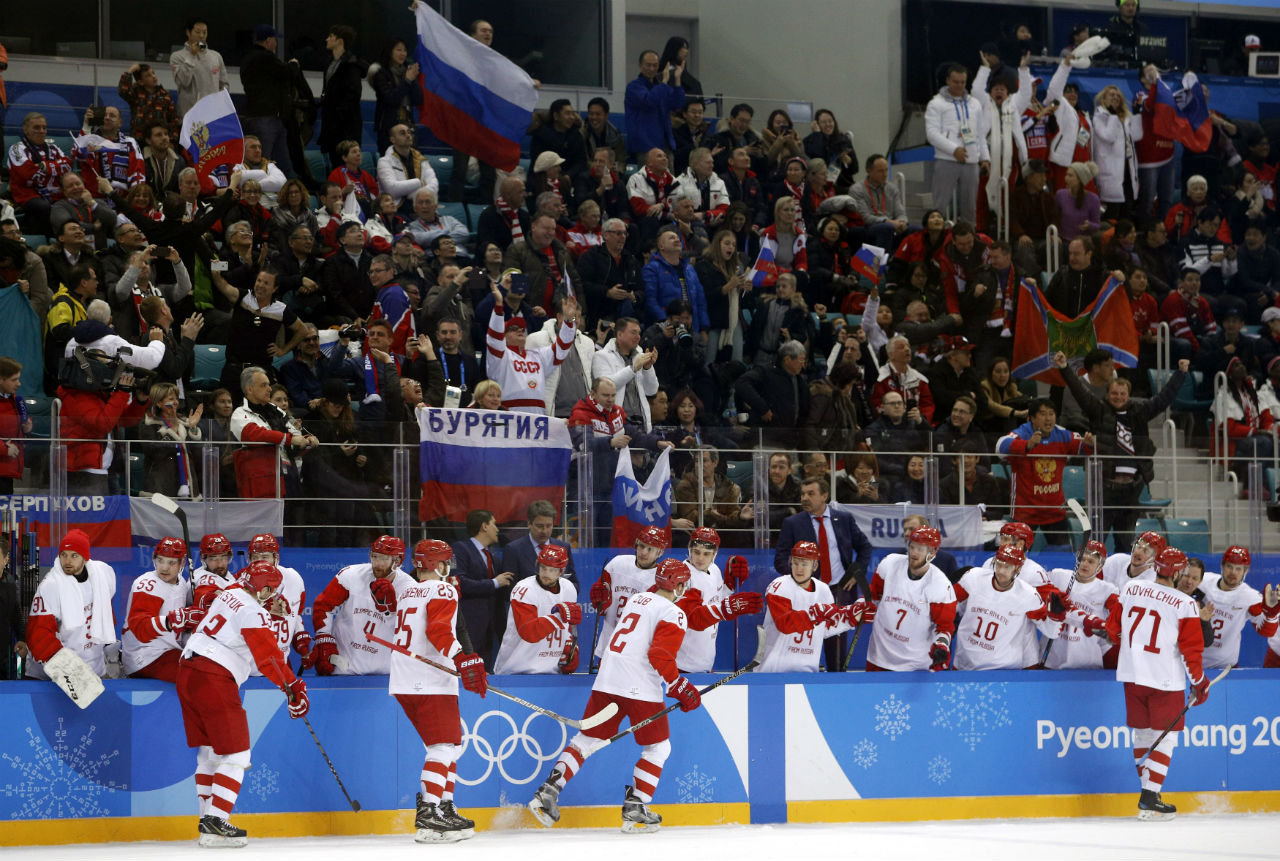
[873,693,911,741]
[0,720,126,818]
[675,765,717,803]
[932,682,1013,751]
[927,755,952,786]
[244,764,281,801]
[851,738,878,770]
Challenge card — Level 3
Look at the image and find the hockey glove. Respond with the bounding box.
[807,603,839,627]
[286,677,310,719]
[370,577,397,614]
[454,652,488,697]
[1082,615,1108,638]
[929,636,951,671]
[719,591,764,619]
[1191,674,1210,707]
[1046,589,1071,623]
[846,599,876,626]
[668,675,701,712]
[311,633,339,675]
[165,606,205,633]
[724,555,750,589]
[1264,585,1280,621]
[589,572,612,613]
[292,629,313,664]
[558,637,579,674]
[552,602,583,626]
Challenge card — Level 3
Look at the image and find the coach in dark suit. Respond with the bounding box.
[774,476,872,671]
[504,500,580,587]
[450,509,516,671]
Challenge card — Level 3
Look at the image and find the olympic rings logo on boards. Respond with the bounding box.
[456,710,567,786]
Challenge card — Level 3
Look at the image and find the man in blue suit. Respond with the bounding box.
[774,477,872,670]
[504,500,579,587]
[451,509,516,671]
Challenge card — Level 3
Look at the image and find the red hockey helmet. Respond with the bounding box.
[908,526,942,549]
[249,533,280,556]
[791,541,820,561]
[1081,540,1107,561]
[1135,531,1167,556]
[239,560,283,602]
[654,558,692,591]
[153,536,187,559]
[1154,547,1189,580]
[1222,545,1251,568]
[637,526,669,550]
[371,534,405,560]
[413,539,453,569]
[999,521,1035,548]
[200,533,232,556]
[690,527,721,549]
[537,543,569,569]
[994,544,1026,568]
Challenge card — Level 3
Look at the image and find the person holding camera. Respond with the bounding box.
[231,365,317,499]
[624,50,685,166]
[169,17,228,117]
[112,243,190,339]
[863,390,928,488]
[578,218,640,325]
[642,299,720,416]
[760,110,806,179]
[65,301,168,372]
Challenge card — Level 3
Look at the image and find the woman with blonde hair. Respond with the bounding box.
[269,178,318,253]
[138,381,203,497]
[696,228,750,363]
[470,380,504,410]
[1092,84,1143,220]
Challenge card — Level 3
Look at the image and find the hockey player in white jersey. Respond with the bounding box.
[484,279,575,413]
[1043,540,1117,669]
[1102,530,1165,583]
[245,533,313,673]
[192,533,235,612]
[529,559,699,834]
[310,535,416,675]
[1198,546,1280,669]
[865,526,957,672]
[1105,547,1208,821]
[123,537,200,682]
[760,541,867,672]
[590,526,667,662]
[494,544,582,674]
[979,520,1064,665]
[674,527,762,672]
[953,544,1066,670]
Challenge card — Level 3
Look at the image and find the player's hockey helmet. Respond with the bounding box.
[371,534,405,561]
[1154,547,1189,580]
[199,533,232,556]
[1135,531,1167,556]
[999,521,1035,548]
[994,544,1026,568]
[654,558,692,591]
[637,526,669,550]
[908,526,942,549]
[1081,540,1107,561]
[153,536,186,559]
[249,533,280,556]
[413,539,453,569]
[690,527,721,549]
[791,541,820,560]
[239,560,283,604]
[537,543,569,569]
[1222,545,1251,568]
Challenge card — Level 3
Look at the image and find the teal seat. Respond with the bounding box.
[430,156,452,189]
[1062,465,1086,502]
[1164,518,1210,554]
[1134,516,1163,538]
[24,234,47,250]
[360,151,377,176]
[845,314,862,328]
[128,454,145,496]
[306,151,327,184]
[440,200,470,230]
[1138,483,1172,511]
[990,461,1010,481]
[726,460,753,494]
[192,344,226,389]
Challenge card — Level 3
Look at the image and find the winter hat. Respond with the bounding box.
[532,152,565,174]
[1245,35,1261,50]
[1069,160,1099,186]
[59,529,92,561]
[1262,307,1280,325]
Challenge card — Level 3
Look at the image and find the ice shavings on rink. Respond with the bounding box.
[5,816,1280,861]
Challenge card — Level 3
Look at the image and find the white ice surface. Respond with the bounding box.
[5,815,1278,861]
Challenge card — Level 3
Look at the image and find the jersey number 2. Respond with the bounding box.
[609,612,640,653]
[1126,606,1163,654]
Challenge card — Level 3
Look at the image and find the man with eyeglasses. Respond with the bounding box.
[280,324,335,410]
[368,254,417,356]
[405,188,468,252]
[577,218,639,325]
[271,224,328,323]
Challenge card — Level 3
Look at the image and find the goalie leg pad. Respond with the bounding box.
[44,647,105,709]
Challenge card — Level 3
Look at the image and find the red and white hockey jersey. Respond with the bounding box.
[75,134,146,194]
[1106,579,1204,692]
[675,561,732,673]
[866,553,957,671]
[594,554,659,660]
[247,564,306,678]
[312,564,418,675]
[953,569,1058,670]
[193,564,237,609]
[7,139,73,205]
[980,551,1054,665]
[1101,552,1156,584]
[1198,573,1279,669]
[595,590,686,702]
[1044,568,1118,670]
[485,304,575,413]
[183,587,294,687]
[24,560,118,679]
[389,578,463,696]
[122,570,192,675]
[760,574,852,672]
[494,577,580,674]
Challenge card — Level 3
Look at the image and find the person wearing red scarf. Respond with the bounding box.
[626,148,676,244]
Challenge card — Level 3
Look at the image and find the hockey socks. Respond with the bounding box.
[630,740,671,803]
[195,746,217,816]
[1133,728,1176,792]
[210,764,245,820]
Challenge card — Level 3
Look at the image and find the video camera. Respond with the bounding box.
[58,345,154,394]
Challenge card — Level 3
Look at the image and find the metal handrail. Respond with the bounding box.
[895,171,907,209]
[1045,224,1060,274]
[998,175,1010,242]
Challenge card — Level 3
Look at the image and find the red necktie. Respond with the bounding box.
[815,515,833,584]
[484,548,495,579]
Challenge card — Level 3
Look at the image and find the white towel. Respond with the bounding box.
[48,560,117,645]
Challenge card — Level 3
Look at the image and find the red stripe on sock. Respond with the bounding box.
[212,774,241,793]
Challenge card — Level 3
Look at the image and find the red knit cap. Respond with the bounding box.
[59,529,92,561]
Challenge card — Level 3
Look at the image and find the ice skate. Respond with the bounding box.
[414,794,465,843]
[528,771,563,827]
[197,814,248,848]
[1137,789,1176,821]
[439,800,476,839]
[620,785,662,834]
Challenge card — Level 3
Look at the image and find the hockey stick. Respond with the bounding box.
[1135,665,1233,770]
[365,631,619,731]
[605,660,760,744]
[840,617,870,672]
[1038,498,1093,668]
[149,493,195,576]
[270,658,362,811]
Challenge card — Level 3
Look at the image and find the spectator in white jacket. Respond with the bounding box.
[528,295,598,420]
[926,62,990,225]
[234,136,287,208]
[674,147,730,228]
[973,53,1033,226]
[591,317,660,431]
[377,123,440,211]
[1092,85,1143,220]
[1044,58,1093,191]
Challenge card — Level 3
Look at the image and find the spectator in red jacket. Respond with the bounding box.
[0,357,30,494]
[57,357,149,495]
[995,397,1093,547]
[1159,268,1217,357]
[229,366,317,498]
[7,112,73,236]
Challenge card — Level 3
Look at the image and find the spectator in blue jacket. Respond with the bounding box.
[642,227,710,334]
[624,49,686,164]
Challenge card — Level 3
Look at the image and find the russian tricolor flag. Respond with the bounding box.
[610,446,672,548]
[418,408,572,523]
[850,243,888,286]
[1,495,134,564]
[1150,72,1212,154]
[178,90,244,184]
[414,3,537,172]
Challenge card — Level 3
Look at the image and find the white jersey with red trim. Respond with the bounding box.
[494,577,579,674]
[247,564,306,677]
[953,570,1057,670]
[192,565,237,605]
[484,305,575,413]
[1044,569,1118,669]
[1199,573,1278,669]
[980,552,1053,665]
[1109,579,1204,692]
[676,561,730,673]
[1102,552,1156,583]
[122,571,191,675]
[184,587,289,686]
[25,561,118,680]
[389,578,462,696]
[594,554,659,659]
[866,553,957,671]
[312,563,417,675]
[760,575,850,672]
[595,590,686,701]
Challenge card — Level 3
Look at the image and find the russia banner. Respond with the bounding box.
[413,3,537,172]
[0,495,132,563]
[850,243,888,286]
[178,90,244,183]
[610,446,672,548]
[1011,276,1138,383]
[1150,72,1212,154]
[417,408,572,523]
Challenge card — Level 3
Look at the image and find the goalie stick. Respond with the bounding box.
[365,631,619,730]
[1135,665,1233,770]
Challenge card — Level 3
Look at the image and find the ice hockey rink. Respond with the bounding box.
[5,815,1278,861]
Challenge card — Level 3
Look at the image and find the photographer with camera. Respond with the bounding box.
[641,298,720,417]
[111,243,190,340]
[169,16,227,117]
[65,301,167,372]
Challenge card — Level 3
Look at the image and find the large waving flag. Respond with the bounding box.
[1011,276,1138,383]
[850,243,888,286]
[178,90,244,184]
[611,446,673,548]
[1150,72,1212,154]
[418,408,572,523]
[413,3,537,172]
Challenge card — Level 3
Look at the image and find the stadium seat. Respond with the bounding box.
[1137,483,1172,514]
[191,344,225,389]
[440,200,470,229]
[128,453,145,496]
[1062,465,1085,502]
[306,151,327,184]
[1164,518,1210,554]
[24,234,47,250]
[726,460,753,494]
[1134,516,1163,538]
[430,156,452,188]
